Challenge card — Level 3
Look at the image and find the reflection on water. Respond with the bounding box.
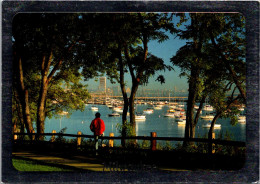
[45,104,246,142]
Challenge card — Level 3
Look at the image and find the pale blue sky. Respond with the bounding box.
[86,33,188,92]
[86,14,190,92]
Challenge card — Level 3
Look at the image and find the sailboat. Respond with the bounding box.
[135,113,146,120]
[202,123,221,128]
[135,105,146,120]
[91,106,98,111]
[143,108,154,114]
[90,97,98,111]
[201,114,214,120]
[108,111,121,117]
[238,115,246,123]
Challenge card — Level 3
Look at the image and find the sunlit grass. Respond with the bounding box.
[12,158,72,171]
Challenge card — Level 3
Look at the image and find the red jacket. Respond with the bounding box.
[90,118,105,136]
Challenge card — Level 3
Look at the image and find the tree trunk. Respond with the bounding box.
[129,82,139,136]
[184,14,203,146]
[37,80,48,140]
[194,94,207,126]
[185,67,199,141]
[208,112,221,153]
[17,58,34,139]
[37,53,53,140]
[118,46,128,147]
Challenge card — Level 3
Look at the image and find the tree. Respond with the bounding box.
[171,13,246,144]
[12,13,100,140]
[85,13,175,140]
[122,13,175,135]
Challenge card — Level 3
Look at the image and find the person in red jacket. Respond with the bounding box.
[90,112,105,155]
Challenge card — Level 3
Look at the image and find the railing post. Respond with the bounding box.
[51,130,56,142]
[14,133,17,140]
[212,133,215,154]
[77,131,82,147]
[109,133,114,147]
[208,132,215,154]
[13,124,17,140]
[32,130,35,141]
[14,130,19,141]
[151,132,157,151]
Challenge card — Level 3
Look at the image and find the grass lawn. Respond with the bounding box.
[12,157,72,171]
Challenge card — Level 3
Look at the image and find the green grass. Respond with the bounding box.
[12,158,72,171]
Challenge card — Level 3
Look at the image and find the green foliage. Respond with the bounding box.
[230,115,239,126]
[156,142,163,150]
[171,13,246,140]
[141,140,150,149]
[162,141,174,151]
[54,127,67,143]
[81,138,95,147]
[214,131,238,156]
[116,121,135,137]
[116,121,138,146]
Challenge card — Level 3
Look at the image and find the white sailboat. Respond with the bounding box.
[91,106,98,111]
[153,105,162,110]
[90,96,98,111]
[113,106,123,113]
[135,106,146,121]
[175,115,186,121]
[201,114,214,120]
[238,115,246,123]
[202,123,221,128]
[203,105,214,111]
[108,112,120,117]
[58,111,69,115]
[143,108,154,114]
[177,119,186,125]
[164,112,175,117]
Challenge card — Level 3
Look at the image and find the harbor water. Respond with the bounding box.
[45,104,246,143]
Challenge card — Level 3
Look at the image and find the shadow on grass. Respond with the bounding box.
[13,141,246,171]
[12,156,86,172]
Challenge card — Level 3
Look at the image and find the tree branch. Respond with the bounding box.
[124,46,136,81]
[208,30,246,102]
[47,41,77,83]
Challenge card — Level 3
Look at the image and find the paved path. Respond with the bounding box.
[13,151,187,172]
[13,151,105,171]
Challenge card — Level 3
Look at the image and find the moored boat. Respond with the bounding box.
[175,115,186,121]
[108,112,120,117]
[194,105,199,109]
[143,108,154,114]
[164,112,175,117]
[238,115,246,123]
[177,119,186,125]
[202,123,221,128]
[238,107,244,111]
[113,106,123,113]
[203,105,214,111]
[153,105,162,110]
[91,106,98,111]
[201,115,214,120]
[135,113,146,120]
[58,111,69,115]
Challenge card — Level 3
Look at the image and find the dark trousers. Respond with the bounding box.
[94,134,103,154]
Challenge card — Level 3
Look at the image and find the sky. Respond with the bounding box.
[86,14,190,93]
[86,33,189,92]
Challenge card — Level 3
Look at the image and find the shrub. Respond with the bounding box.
[54,127,67,143]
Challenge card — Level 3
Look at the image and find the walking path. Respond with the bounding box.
[13,150,187,171]
[13,151,105,171]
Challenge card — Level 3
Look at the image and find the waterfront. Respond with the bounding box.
[45,104,246,142]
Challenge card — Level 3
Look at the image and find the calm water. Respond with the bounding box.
[45,104,246,142]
